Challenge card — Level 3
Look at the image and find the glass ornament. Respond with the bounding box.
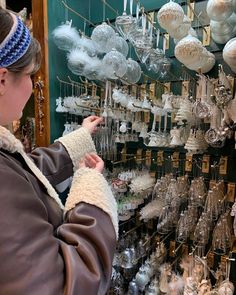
[115,0,137,39]
[207,0,234,22]
[105,34,129,57]
[223,37,236,72]
[91,22,116,52]
[157,0,184,31]
[210,19,233,34]
[175,34,204,66]
[67,49,88,75]
[52,21,80,51]
[145,48,164,73]
[102,49,128,79]
[168,15,192,40]
[122,58,141,84]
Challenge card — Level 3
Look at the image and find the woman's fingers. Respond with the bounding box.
[84,154,97,168]
[79,153,104,173]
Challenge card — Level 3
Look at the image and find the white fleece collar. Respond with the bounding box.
[0,126,64,210]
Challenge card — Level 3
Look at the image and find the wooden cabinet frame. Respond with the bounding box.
[32,0,50,146]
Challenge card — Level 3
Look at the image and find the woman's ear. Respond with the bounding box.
[0,68,8,95]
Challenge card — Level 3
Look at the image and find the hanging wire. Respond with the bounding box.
[100,0,119,16]
[61,0,96,27]
[186,0,208,36]
[64,0,68,21]
[103,0,106,22]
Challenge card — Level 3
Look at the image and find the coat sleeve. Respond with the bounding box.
[0,158,117,295]
[28,127,96,187]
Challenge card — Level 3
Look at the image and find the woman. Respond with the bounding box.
[0,7,118,295]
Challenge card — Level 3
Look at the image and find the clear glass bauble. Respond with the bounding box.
[91,22,116,52]
[102,49,128,79]
[128,27,153,50]
[145,48,164,73]
[122,58,141,84]
[115,12,137,40]
[105,34,129,57]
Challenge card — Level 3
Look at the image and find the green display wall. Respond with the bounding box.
[47,0,233,142]
[47,0,91,141]
[47,0,236,285]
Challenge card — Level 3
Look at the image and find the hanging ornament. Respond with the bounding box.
[52,21,80,51]
[102,49,128,79]
[91,22,116,52]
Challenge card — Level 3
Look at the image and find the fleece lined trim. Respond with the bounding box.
[0,126,64,209]
[56,127,96,171]
[65,167,118,239]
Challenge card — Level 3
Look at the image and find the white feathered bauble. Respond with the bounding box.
[67,49,104,80]
[67,49,93,75]
[75,36,99,56]
[83,56,103,80]
[52,21,80,51]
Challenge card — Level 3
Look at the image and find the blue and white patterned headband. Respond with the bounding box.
[0,13,31,68]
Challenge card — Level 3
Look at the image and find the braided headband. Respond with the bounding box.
[0,12,31,68]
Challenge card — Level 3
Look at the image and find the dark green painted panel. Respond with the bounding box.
[47,1,90,142]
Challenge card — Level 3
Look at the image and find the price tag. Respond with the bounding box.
[219,156,228,175]
[140,84,146,99]
[169,240,176,257]
[92,84,97,97]
[171,112,176,123]
[185,154,193,172]
[227,76,235,92]
[164,82,171,93]
[157,151,164,166]
[146,150,152,166]
[172,152,179,168]
[227,183,236,202]
[207,251,215,268]
[100,88,105,100]
[163,33,169,50]
[136,149,143,164]
[220,255,228,272]
[202,25,211,46]
[144,112,150,123]
[149,83,156,100]
[182,81,190,97]
[121,147,127,162]
[202,155,210,174]
[131,85,137,97]
[149,171,156,178]
[187,1,195,21]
